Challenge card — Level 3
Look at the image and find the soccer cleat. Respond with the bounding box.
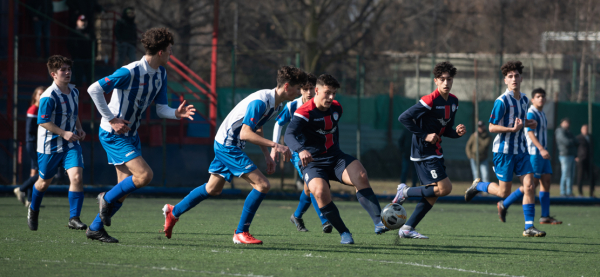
[233,231,263,244]
[374,222,390,234]
[68,216,88,230]
[25,200,31,208]
[539,216,562,225]
[340,232,354,244]
[27,207,39,231]
[162,204,179,239]
[322,221,333,233]
[86,227,119,243]
[399,227,429,239]
[523,226,546,237]
[392,183,408,205]
[14,187,26,205]
[97,192,113,227]
[497,201,507,223]
[290,214,308,232]
[464,178,481,202]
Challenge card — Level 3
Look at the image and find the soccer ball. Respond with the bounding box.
[381,203,407,230]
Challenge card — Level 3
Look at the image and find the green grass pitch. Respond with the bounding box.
[1,196,599,276]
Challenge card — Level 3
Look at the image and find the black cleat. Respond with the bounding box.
[523,226,546,237]
[497,201,507,223]
[97,192,113,227]
[68,216,88,230]
[27,208,39,231]
[465,178,481,202]
[86,227,119,243]
[322,221,333,233]
[290,214,308,232]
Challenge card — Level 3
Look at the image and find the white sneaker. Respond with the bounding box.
[399,227,429,239]
[13,187,25,205]
[392,183,408,205]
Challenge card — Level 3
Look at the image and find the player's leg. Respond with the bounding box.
[290,157,315,232]
[466,153,513,201]
[539,157,561,224]
[309,176,353,244]
[231,169,269,244]
[520,173,545,236]
[307,183,332,232]
[63,145,87,230]
[28,152,62,231]
[395,159,452,204]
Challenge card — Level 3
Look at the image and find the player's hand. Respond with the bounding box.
[265,154,276,175]
[299,150,313,167]
[175,100,197,120]
[270,148,279,163]
[273,143,291,161]
[61,131,81,142]
[512,118,523,132]
[525,119,538,129]
[575,157,580,162]
[540,149,551,160]
[109,118,131,134]
[456,124,466,136]
[76,129,86,141]
[425,133,440,144]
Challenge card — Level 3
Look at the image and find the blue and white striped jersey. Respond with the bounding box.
[215,88,282,149]
[490,89,529,155]
[97,57,169,136]
[37,82,80,154]
[525,106,548,155]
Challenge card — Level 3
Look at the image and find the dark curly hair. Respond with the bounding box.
[302,73,317,90]
[141,28,174,55]
[531,88,546,98]
[501,61,524,76]
[276,66,307,88]
[433,62,457,78]
[47,55,73,75]
[316,74,340,89]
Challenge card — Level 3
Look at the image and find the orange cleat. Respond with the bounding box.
[233,231,263,244]
[539,216,562,225]
[162,204,179,239]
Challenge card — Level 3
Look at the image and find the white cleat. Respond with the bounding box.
[399,227,429,239]
[392,183,408,205]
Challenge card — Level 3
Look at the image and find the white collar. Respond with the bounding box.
[141,56,158,74]
[51,81,75,95]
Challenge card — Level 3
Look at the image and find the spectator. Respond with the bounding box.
[67,15,93,86]
[465,120,491,182]
[115,7,138,67]
[398,128,418,187]
[31,0,53,58]
[576,124,595,197]
[555,118,578,196]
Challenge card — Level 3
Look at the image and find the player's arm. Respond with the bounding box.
[525,119,537,129]
[75,117,86,141]
[154,74,196,120]
[526,112,549,159]
[488,99,523,133]
[240,100,291,161]
[398,102,439,144]
[270,106,291,162]
[88,68,132,134]
[38,97,80,142]
[284,114,311,167]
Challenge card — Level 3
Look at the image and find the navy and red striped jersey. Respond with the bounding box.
[398,89,460,161]
[284,98,343,157]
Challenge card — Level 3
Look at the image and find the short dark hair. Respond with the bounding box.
[141,28,174,55]
[316,74,340,89]
[276,66,307,88]
[531,88,546,98]
[47,55,73,74]
[433,62,457,78]
[501,61,524,76]
[302,73,317,90]
[561,117,570,123]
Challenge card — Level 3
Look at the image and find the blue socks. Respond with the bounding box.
[236,189,266,234]
[356,188,383,225]
[89,201,123,231]
[406,186,437,198]
[319,201,349,234]
[30,186,45,212]
[294,192,312,218]
[173,184,211,218]
[523,203,535,229]
[539,191,550,218]
[68,191,85,218]
[104,176,137,204]
[476,182,490,192]
[405,198,433,228]
[310,193,328,224]
[502,188,524,209]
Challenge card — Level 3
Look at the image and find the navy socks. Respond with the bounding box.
[310,193,328,224]
[404,198,433,228]
[356,188,382,225]
[319,202,349,234]
[406,186,437,198]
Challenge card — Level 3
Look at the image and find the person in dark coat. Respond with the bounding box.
[576,124,595,197]
[115,7,138,66]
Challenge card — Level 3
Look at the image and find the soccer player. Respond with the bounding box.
[284,74,388,245]
[497,88,562,225]
[162,66,307,244]
[28,55,87,231]
[392,62,466,239]
[86,28,196,243]
[270,73,332,233]
[465,61,546,237]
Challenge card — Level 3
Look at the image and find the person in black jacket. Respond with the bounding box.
[576,124,595,197]
[115,7,138,66]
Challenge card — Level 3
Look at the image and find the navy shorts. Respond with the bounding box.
[300,151,356,186]
[414,157,447,186]
[27,141,38,170]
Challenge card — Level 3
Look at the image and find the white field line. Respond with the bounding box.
[356,258,526,277]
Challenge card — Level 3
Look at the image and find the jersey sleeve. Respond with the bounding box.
[97,67,132,93]
[489,100,505,125]
[242,100,267,129]
[37,96,55,124]
[398,102,430,139]
[284,114,308,153]
[154,68,169,105]
[275,104,292,126]
[525,111,537,133]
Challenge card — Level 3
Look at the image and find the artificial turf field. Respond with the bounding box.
[1,196,599,277]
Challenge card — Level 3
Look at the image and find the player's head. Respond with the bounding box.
[502,61,524,92]
[581,124,589,135]
[141,27,174,66]
[560,117,570,129]
[31,86,45,106]
[433,62,456,94]
[276,66,307,101]
[47,55,72,84]
[315,74,340,109]
[301,73,317,102]
[531,88,546,108]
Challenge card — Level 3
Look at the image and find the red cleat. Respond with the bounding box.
[162,204,179,239]
[233,231,263,244]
